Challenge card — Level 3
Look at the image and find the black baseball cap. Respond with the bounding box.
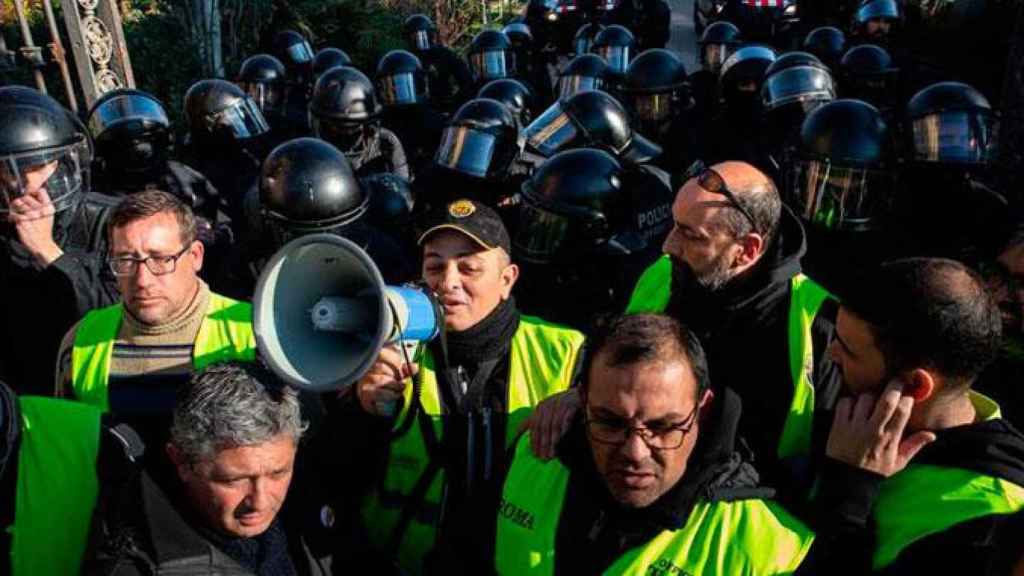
[418,199,511,253]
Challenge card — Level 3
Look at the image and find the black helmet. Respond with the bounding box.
[236,54,287,117]
[720,44,777,86]
[621,49,689,139]
[403,14,437,51]
[310,67,382,155]
[698,21,742,75]
[573,23,605,56]
[502,22,534,50]
[260,137,367,242]
[468,30,516,83]
[786,98,892,230]
[87,88,172,175]
[839,44,898,107]
[312,48,352,79]
[435,98,519,182]
[803,27,845,69]
[478,78,536,127]
[592,25,636,76]
[515,148,627,263]
[0,86,89,214]
[761,51,835,113]
[272,30,315,71]
[905,81,997,166]
[363,172,415,229]
[375,50,429,107]
[854,0,900,26]
[557,54,609,99]
[524,90,662,164]
[184,79,270,142]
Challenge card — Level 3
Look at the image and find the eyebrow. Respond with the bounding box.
[590,407,689,423]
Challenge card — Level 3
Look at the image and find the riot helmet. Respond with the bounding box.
[557,54,609,99]
[312,48,352,80]
[502,22,534,51]
[698,21,742,75]
[523,90,662,164]
[403,14,437,51]
[259,137,368,245]
[0,86,90,215]
[591,25,636,76]
[87,88,172,175]
[310,67,382,159]
[786,98,892,231]
[621,49,690,140]
[761,52,835,113]
[375,50,429,107]
[184,79,270,143]
[573,22,605,56]
[467,30,517,83]
[803,27,845,70]
[236,54,287,117]
[515,148,627,263]
[363,172,415,230]
[720,44,776,112]
[478,78,537,128]
[435,98,519,182]
[905,81,998,166]
[853,0,900,38]
[839,44,898,108]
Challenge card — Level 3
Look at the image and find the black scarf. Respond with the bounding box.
[200,516,297,576]
[444,297,520,369]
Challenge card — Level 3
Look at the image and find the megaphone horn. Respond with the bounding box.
[253,233,441,393]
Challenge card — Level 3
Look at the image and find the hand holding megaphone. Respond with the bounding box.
[355,344,419,417]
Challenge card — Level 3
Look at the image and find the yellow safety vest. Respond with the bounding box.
[71,292,256,410]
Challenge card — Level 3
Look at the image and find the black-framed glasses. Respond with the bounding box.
[684,159,760,235]
[108,245,190,277]
[585,403,700,450]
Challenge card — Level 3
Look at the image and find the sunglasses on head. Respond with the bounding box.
[684,160,760,235]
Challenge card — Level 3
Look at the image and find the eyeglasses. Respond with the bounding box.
[109,245,190,277]
[684,159,760,235]
[585,403,700,450]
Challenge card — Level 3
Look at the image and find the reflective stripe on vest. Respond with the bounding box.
[495,434,815,575]
[361,315,584,574]
[9,397,102,576]
[71,292,257,410]
[625,255,832,458]
[872,392,1024,569]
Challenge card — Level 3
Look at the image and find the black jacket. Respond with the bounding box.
[92,160,221,224]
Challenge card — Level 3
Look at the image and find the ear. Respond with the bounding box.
[189,239,205,273]
[902,369,936,403]
[697,387,715,421]
[733,232,765,268]
[499,262,519,299]
[166,443,191,481]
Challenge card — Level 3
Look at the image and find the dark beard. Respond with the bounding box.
[674,252,735,293]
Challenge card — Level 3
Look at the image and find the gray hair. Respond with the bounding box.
[170,362,307,463]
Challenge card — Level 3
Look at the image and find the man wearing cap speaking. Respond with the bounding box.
[338,199,584,574]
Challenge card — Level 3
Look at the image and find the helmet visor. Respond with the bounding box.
[240,82,285,115]
[702,44,730,74]
[0,141,87,214]
[312,116,364,150]
[762,66,835,110]
[558,74,603,99]
[574,36,595,55]
[630,92,674,123]
[88,94,169,140]
[469,50,513,81]
[524,103,579,157]
[412,30,431,51]
[856,0,899,23]
[513,201,571,263]
[378,73,424,106]
[435,126,497,178]
[596,46,631,74]
[210,97,270,139]
[786,158,890,231]
[287,41,315,64]
[911,111,998,164]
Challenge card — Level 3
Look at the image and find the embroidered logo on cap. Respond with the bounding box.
[449,200,477,218]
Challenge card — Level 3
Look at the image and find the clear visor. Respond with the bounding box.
[631,92,674,123]
[287,41,315,64]
[574,36,595,55]
[524,104,580,157]
[0,142,87,214]
[911,111,998,164]
[558,74,602,99]
[435,127,498,178]
[240,82,285,114]
[703,44,730,74]
[412,30,432,51]
[856,0,899,23]
[786,159,890,231]
[378,73,424,106]
[88,94,169,139]
[596,46,631,73]
[762,66,835,110]
[513,202,571,263]
[209,97,270,139]
[469,50,514,81]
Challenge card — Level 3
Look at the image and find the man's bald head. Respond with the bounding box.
[705,161,782,246]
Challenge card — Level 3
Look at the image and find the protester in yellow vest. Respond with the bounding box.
[340,199,584,574]
[54,190,255,412]
[813,258,1024,573]
[489,314,815,575]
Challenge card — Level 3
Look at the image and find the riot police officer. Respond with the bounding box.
[375,50,445,180]
[310,66,410,179]
[403,14,473,113]
[573,22,605,56]
[87,88,219,223]
[236,54,289,133]
[691,21,742,118]
[312,47,352,80]
[466,30,518,90]
[271,29,316,137]
[760,51,836,164]
[478,78,537,130]
[802,26,846,72]
[0,87,119,394]
[591,24,636,90]
[850,0,900,45]
[503,21,555,107]
[705,44,778,175]
[838,44,900,121]
[555,53,610,99]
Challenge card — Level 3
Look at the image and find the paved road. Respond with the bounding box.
[668,0,699,71]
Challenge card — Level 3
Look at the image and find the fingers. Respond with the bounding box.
[8,189,55,222]
[898,430,937,464]
[870,381,905,434]
[853,391,877,423]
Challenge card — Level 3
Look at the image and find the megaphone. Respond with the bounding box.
[253,233,441,393]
